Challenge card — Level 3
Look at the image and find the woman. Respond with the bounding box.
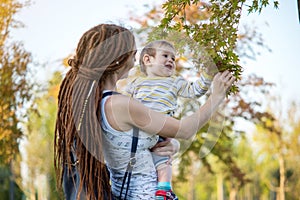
[54,23,235,200]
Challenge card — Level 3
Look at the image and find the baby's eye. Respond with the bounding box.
[172,57,175,61]
[163,54,168,58]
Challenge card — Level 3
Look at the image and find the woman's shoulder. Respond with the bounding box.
[107,93,143,111]
[106,92,131,104]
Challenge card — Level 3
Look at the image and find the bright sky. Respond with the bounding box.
[12,0,300,106]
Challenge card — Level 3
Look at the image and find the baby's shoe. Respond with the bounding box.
[155,189,178,200]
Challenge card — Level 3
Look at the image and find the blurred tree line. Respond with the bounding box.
[1,0,300,199]
[0,0,34,199]
[129,1,300,199]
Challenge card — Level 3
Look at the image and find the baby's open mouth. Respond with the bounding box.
[165,64,173,70]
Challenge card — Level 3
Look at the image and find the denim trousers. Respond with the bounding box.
[62,165,112,200]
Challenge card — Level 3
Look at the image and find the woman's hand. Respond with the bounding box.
[151,138,180,157]
[211,70,235,101]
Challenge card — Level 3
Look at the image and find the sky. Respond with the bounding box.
[11,0,300,107]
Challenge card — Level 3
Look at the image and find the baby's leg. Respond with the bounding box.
[157,162,172,182]
[152,137,178,199]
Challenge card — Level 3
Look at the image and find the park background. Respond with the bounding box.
[1,0,300,199]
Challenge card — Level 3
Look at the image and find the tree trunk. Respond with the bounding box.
[187,158,195,200]
[278,153,285,200]
[229,179,237,200]
[229,189,237,200]
[217,173,224,200]
[9,161,15,200]
[245,183,253,200]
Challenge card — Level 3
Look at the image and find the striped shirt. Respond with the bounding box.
[124,72,213,114]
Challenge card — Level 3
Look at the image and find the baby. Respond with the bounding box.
[117,40,215,200]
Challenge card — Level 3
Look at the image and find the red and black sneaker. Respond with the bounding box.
[155,189,178,200]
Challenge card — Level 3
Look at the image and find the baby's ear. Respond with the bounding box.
[143,54,151,65]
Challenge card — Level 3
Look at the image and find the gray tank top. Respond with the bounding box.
[100,91,159,199]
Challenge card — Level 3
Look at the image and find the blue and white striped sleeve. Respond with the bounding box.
[176,71,213,98]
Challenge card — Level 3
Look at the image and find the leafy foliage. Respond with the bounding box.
[251,98,300,199]
[129,0,280,197]
[132,0,278,95]
[0,0,36,198]
[0,0,34,164]
[23,71,62,199]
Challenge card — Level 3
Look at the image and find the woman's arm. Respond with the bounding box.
[107,70,235,140]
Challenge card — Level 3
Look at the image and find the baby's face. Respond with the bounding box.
[146,45,176,77]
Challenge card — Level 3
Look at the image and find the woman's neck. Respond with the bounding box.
[102,74,118,91]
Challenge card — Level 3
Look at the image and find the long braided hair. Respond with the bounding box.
[54,24,136,200]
